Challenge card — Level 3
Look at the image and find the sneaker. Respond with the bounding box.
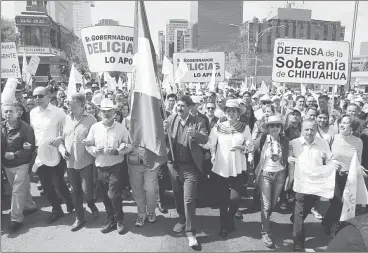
[135,216,145,227]
[147,212,156,223]
[188,236,198,247]
[173,222,185,233]
[262,234,275,249]
[311,207,323,220]
[235,210,243,220]
[157,203,168,214]
[89,205,99,218]
[100,220,117,234]
[117,220,124,234]
[8,221,22,233]
[37,182,42,191]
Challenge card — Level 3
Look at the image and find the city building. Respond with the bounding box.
[179,27,192,51]
[189,1,243,50]
[73,1,95,64]
[157,30,165,64]
[96,19,119,26]
[165,19,188,58]
[239,7,346,84]
[174,29,185,53]
[15,0,79,85]
[360,42,368,55]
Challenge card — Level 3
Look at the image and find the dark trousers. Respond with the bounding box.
[66,164,95,221]
[37,162,73,214]
[97,163,124,222]
[167,161,199,236]
[211,172,242,230]
[157,163,170,205]
[322,173,348,229]
[120,157,130,190]
[292,192,319,249]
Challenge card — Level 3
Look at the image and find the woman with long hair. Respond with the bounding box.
[252,104,275,141]
[201,99,253,238]
[316,109,336,146]
[322,115,363,238]
[254,115,289,248]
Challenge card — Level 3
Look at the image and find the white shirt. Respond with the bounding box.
[85,121,130,167]
[30,103,66,146]
[214,105,225,118]
[263,136,284,172]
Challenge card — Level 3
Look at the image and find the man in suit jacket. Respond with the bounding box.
[163,95,208,248]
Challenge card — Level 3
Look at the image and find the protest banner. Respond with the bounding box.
[293,162,336,199]
[272,39,350,85]
[81,25,134,73]
[173,52,225,82]
[228,79,243,88]
[26,55,40,75]
[1,42,21,78]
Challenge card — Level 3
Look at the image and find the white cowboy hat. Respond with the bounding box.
[100,98,115,111]
[190,96,203,104]
[84,89,93,94]
[37,138,61,167]
[223,99,246,115]
[260,94,271,102]
[271,95,281,102]
[263,115,284,126]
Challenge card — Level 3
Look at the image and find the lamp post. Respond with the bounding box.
[230,23,285,86]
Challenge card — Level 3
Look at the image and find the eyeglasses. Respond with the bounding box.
[262,101,272,105]
[207,107,215,110]
[217,100,223,103]
[33,94,45,99]
[268,124,281,128]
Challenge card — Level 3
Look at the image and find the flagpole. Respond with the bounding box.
[348,1,359,91]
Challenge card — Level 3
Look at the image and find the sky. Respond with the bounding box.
[1,1,368,55]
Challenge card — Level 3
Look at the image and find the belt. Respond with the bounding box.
[96,164,120,170]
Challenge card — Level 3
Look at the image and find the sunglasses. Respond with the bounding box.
[33,94,45,99]
[217,100,223,103]
[268,124,281,128]
[262,101,272,105]
[207,107,215,110]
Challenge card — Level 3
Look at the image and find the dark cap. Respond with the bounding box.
[178,95,194,106]
[291,109,302,116]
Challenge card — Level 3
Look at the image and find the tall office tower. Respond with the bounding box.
[165,19,188,58]
[158,30,165,63]
[96,19,120,26]
[190,1,243,49]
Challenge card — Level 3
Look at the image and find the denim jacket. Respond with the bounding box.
[254,134,289,182]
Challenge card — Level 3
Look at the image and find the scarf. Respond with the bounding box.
[217,121,246,134]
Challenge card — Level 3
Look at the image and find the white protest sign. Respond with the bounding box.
[293,163,336,199]
[1,42,21,78]
[81,25,134,73]
[173,52,225,82]
[26,55,40,75]
[272,39,350,85]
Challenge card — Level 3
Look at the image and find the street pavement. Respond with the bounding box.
[1,177,330,252]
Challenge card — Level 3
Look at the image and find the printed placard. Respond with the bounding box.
[1,42,21,78]
[272,39,350,85]
[173,52,225,82]
[81,26,134,73]
[27,55,40,75]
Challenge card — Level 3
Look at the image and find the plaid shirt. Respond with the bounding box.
[59,111,96,170]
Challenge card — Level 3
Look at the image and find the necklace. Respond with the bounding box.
[270,137,282,162]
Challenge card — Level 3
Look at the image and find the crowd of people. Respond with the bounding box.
[1,78,368,251]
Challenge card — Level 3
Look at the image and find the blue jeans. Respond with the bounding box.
[258,169,287,235]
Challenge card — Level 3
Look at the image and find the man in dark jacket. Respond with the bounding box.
[326,213,368,252]
[1,103,37,232]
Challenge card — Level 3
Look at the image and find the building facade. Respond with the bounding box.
[165,19,188,58]
[15,0,79,85]
[157,30,165,64]
[96,19,119,26]
[190,1,243,50]
[240,7,346,85]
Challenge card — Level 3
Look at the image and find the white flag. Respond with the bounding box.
[207,66,216,91]
[340,152,368,221]
[225,71,232,80]
[162,75,172,94]
[162,55,173,76]
[104,72,117,91]
[259,80,269,95]
[301,83,306,95]
[67,64,78,100]
[174,59,188,83]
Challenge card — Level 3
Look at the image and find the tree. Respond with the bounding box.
[360,61,368,72]
[1,16,18,43]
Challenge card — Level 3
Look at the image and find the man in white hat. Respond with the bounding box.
[58,92,99,232]
[271,95,282,115]
[84,89,93,103]
[254,94,272,121]
[30,86,74,224]
[1,99,37,232]
[84,98,132,234]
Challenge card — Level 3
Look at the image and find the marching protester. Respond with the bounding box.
[163,95,208,247]
[30,86,74,224]
[84,98,132,234]
[201,99,253,238]
[1,82,37,232]
[58,92,99,231]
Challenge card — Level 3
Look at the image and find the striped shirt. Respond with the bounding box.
[59,111,96,170]
[331,134,363,172]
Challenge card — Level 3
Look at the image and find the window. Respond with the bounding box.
[24,27,32,45]
[31,27,41,46]
[365,86,368,93]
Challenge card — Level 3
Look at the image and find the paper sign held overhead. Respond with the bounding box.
[81,25,134,73]
[173,52,225,83]
[27,55,40,75]
[272,39,350,85]
[1,42,21,78]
